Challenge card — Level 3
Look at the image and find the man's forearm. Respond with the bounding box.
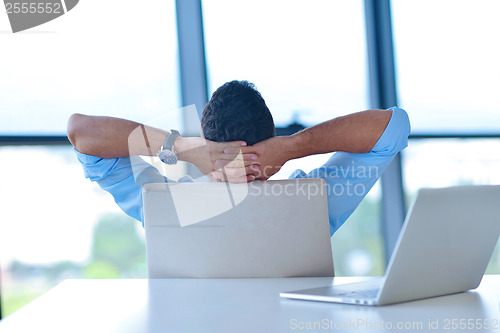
[283,109,393,160]
[67,113,169,158]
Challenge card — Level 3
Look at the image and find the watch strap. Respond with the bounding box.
[162,129,180,152]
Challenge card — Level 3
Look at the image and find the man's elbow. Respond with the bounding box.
[67,113,86,152]
[370,107,411,156]
[400,108,411,145]
[393,108,411,154]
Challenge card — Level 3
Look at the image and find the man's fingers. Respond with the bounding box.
[222,147,240,154]
[241,153,258,161]
[210,163,280,180]
[209,170,256,183]
[210,141,247,151]
[225,141,247,147]
[204,141,247,160]
[209,171,224,181]
[226,175,256,183]
[223,146,257,154]
[214,158,259,168]
[212,153,257,162]
[213,160,231,168]
[210,165,261,180]
[224,165,260,178]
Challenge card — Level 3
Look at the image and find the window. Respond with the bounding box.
[392,0,500,133]
[203,0,369,127]
[0,0,181,135]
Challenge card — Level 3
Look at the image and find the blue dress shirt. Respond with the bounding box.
[75,107,410,236]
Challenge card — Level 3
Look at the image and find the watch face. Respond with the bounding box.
[157,150,178,165]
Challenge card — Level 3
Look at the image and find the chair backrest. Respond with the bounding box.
[143,178,334,278]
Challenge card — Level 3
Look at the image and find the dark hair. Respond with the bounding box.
[201,80,275,146]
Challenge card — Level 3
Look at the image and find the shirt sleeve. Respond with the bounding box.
[290,107,411,236]
[74,149,168,225]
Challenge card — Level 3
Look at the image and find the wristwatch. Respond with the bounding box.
[157,129,180,165]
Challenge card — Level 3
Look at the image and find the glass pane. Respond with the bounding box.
[332,184,384,276]
[203,0,369,127]
[0,146,147,317]
[403,139,500,273]
[392,0,500,133]
[0,0,180,135]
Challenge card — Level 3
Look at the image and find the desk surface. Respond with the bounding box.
[1,276,499,333]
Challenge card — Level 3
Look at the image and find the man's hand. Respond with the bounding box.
[210,136,293,182]
[175,137,259,182]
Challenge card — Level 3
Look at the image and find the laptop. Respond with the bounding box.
[280,185,500,306]
[142,178,334,278]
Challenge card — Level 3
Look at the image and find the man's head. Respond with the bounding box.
[201,80,275,146]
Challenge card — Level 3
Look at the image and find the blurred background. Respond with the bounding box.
[1,0,499,318]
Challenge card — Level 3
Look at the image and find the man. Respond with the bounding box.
[68,80,410,235]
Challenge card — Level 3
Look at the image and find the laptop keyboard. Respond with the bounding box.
[335,288,379,299]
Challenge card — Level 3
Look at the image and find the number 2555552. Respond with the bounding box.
[5,3,62,14]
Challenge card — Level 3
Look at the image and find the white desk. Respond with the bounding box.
[1,276,499,333]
